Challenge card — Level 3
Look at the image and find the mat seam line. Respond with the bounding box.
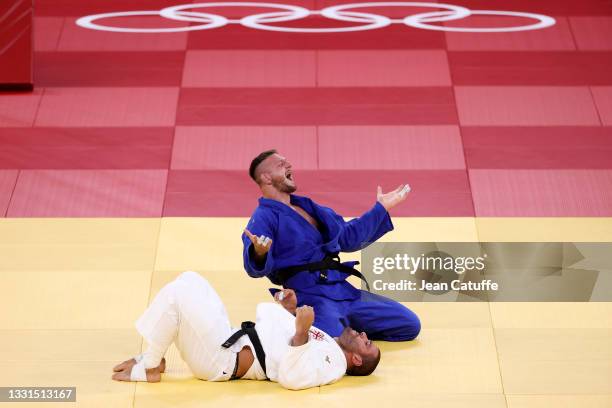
[448,62,477,217]
[488,301,508,408]
[4,170,21,217]
[133,218,164,407]
[587,86,605,127]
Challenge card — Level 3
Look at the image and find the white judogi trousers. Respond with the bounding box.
[135,271,261,381]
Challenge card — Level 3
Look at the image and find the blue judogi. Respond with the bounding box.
[241,194,420,341]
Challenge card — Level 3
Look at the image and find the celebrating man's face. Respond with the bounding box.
[258,153,296,193]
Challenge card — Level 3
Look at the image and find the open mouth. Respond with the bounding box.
[286,171,293,181]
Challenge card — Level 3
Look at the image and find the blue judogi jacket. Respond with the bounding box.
[242,194,394,300]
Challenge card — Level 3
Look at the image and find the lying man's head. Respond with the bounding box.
[249,149,296,194]
[337,327,381,376]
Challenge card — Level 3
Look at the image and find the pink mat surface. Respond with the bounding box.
[0,170,19,217]
[470,169,612,216]
[0,128,173,169]
[163,170,474,216]
[569,17,612,50]
[7,170,168,217]
[318,126,465,169]
[462,127,612,169]
[171,126,318,170]
[34,87,179,127]
[2,0,611,217]
[454,86,602,126]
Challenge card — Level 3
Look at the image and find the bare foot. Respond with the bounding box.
[112,364,161,383]
[113,357,166,373]
[113,358,137,372]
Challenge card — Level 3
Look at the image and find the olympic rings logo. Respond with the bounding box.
[76,2,556,34]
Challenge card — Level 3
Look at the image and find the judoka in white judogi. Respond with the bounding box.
[111,271,381,390]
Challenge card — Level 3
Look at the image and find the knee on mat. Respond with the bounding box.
[389,310,421,342]
[404,313,421,340]
[178,270,199,280]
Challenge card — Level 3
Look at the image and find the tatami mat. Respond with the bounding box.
[495,328,612,394]
[0,270,152,330]
[475,218,612,241]
[0,218,160,271]
[1,217,610,407]
[0,329,140,363]
[0,361,136,408]
[506,395,612,408]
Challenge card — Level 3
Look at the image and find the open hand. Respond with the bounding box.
[275,288,297,314]
[244,229,273,258]
[377,184,411,211]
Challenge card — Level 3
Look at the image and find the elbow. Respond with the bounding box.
[278,375,311,391]
[244,258,273,279]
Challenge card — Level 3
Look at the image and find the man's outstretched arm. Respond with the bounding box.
[337,184,411,252]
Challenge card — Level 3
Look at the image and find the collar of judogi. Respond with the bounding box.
[258,194,312,213]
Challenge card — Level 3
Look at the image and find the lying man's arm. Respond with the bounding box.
[291,305,314,346]
[277,305,342,390]
[274,290,310,345]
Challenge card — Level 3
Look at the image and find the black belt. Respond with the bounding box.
[275,253,371,291]
[222,321,267,379]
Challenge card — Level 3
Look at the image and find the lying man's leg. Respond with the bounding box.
[112,271,239,382]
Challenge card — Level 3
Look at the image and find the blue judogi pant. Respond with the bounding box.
[297,290,421,341]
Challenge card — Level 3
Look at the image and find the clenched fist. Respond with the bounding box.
[295,305,315,335]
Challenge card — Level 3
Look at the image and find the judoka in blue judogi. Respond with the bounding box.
[242,150,420,341]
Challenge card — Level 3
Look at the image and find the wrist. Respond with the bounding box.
[250,245,267,263]
[291,331,309,347]
[377,200,390,212]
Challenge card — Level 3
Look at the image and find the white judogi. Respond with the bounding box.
[134,271,346,390]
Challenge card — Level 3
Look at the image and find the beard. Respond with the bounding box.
[272,176,297,193]
[338,327,358,349]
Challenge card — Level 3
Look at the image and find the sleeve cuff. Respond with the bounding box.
[374,201,394,232]
[247,244,273,274]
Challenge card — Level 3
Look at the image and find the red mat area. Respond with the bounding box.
[176,87,458,125]
[163,170,473,217]
[0,128,173,169]
[0,170,18,217]
[171,126,318,169]
[444,16,576,51]
[463,127,612,169]
[1,0,612,217]
[7,170,168,217]
[34,87,180,127]
[470,169,612,217]
[570,17,612,50]
[454,86,601,126]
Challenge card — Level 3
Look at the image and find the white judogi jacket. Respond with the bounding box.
[135,271,346,390]
[253,303,347,390]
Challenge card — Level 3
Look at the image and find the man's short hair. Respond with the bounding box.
[346,349,381,376]
[249,149,277,183]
